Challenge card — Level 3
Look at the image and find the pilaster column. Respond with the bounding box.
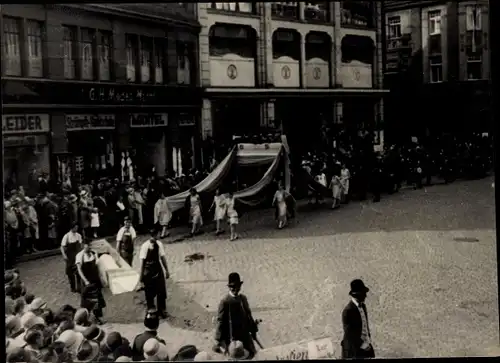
[300,34,306,88]
[333,1,342,87]
[201,98,213,140]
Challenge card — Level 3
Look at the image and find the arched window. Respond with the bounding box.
[272,29,300,60]
[341,35,374,65]
[209,24,256,59]
[305,32,330,61]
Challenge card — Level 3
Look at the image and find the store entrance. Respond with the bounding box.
[130,128,167,178]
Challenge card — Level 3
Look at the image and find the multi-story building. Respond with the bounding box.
[2,3,201,188]
[196,1,387,160]
[383,0,491,143]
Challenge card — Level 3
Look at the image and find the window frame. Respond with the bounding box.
[176,41,192,85]
[2,16,22,76]
[80,27,96,80]
[154,39,165,84]
[429,55,443,83]
[98,30,112,81]
[466,5,482,31]
[466,53,482,80]
[271,2,300,20]
[428,10,442,35]
[62,25,77,79]
[140,36,153,83]
[26,20,44,78]
[387,16,402,40]
[125,34,137,82]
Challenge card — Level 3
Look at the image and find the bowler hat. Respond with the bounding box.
[349,279,369,296]
[227,272,243,287]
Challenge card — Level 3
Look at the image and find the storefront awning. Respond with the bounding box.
[204,87,390,99]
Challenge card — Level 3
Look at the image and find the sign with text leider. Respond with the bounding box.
[130,113,168,128]
[2,114,50,134]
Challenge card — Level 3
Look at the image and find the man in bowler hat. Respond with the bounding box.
[214,272,258,359]
[341,279,375,359]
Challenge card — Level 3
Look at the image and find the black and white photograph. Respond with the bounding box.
[3,1,499,361]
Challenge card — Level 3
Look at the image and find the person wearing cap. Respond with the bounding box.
[56,329,85,358]
[61,224,83,292]
[116,217,137,267]
[214,272,258,359]
[23,328,44,358]
[83,324,106,344]
[76,240,106,325]
[131,310,165,361]
[75,339,101,362]
[28,297,47,315]
[143,338,170,361]
[101,331,133,360]
[341,279,375,359]
[138,229,170,319]
[154,193,172,239]
[227,340,250,361]
[74,308,92,332]
[6,315,25,339]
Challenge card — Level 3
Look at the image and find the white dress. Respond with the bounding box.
[213,195,226,221]
[340,168,350,195]
[90,212,100,228]
[274,190,287,221]
[226,197,238,225]
[190,194,203,225]
[330,176,342,200]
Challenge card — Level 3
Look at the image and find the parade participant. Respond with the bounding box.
[131,310,165,361]
[272,183,288,229]
[154,193,172,239]
[214,272,258,359]
[329,170,342,210]
[210,189,227,235]
[76,240,106,325]
[90,206,100,238]
[116,217,137,267]
[341,279,375,359]
[226,191,240,241]
[340,164,351,204]
[60,224,83,293]
[186,188,203,237]
[5,200,20,267]
[138,229,170,319]
[79,190,92,239]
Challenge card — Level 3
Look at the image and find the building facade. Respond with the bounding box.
[383,0,491,143]
[196,1,387,161]
[2,3,201,189]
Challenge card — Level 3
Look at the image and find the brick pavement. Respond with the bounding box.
[17,177,499,358]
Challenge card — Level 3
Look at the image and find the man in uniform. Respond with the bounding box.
[214,272,258,359]
[116,217,137,267]
[138,229,170,319]
[60,223,83,292]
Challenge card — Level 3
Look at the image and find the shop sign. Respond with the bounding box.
[3,134,48,148]
[2,114,50,134]
[130,113,168,128]
[87,86,155,104]
[178,113,195,127]
[66,114,115,131]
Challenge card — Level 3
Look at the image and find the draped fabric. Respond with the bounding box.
[166,143,290,213]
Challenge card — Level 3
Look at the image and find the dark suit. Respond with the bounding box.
[131,330,166,361]
[341,300,375,359]
[215,293,258,358]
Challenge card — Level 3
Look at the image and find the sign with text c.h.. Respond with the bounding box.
[130,113,168,128]
[2,114,50,134]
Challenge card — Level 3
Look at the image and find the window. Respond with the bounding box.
[99,31,112,81]
[341,0,374,28]
[63,26,77,79]
[272,30,301,61]
[304,1,330,22]
[81,28,95,80]
[3,17,22,76]
[209,25,256,59]
[125,35,137,82]
[387,16,402,39]
[467,54,482,80]
[272,2,299,19]
[27,20,43,77]
[428,10,441,35]
[210,2,254,13]
[429,55,442,83]
[140,37,152,83]
[177,42,191,85]
[466,5,481,31]
[154,40,164,84]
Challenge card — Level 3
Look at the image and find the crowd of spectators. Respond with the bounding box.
[5,269,255,362]
[4,171,209,266]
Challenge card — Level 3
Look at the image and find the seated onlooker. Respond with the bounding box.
[227,341,250,361]
[83,324,106,344]
[50,340,72,363]
[75,339,101,362]
[53,320,75,341]
[131,310,164,361]
[171,345,199,361]
[20,311,46,331]
[6,296,15,315]
[194,351,217,361]
[74,308,92,332]
[55,329,85,358]
[28,297,48,312]
[24,293,35,305]
[100,331,133,360]
[6,346,34,363]
[143,338,170,361]
[6,315,24,339]
[23,328,44,358]
[13,297,27,316]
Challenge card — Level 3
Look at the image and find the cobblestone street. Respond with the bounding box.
[18,177,498,358]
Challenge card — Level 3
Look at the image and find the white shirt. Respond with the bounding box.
[352,298,371,348]
[75,250,98,265]
[61,232,83,247]
[139,240,166,260]
[116,226,137,242]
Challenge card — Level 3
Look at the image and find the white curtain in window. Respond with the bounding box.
[4,18,21,75]
[126,38,136,81]
[155,46,163,83]
[466,6,481,31]
[27,21,43,77]
[141,42,151,82]
[99,34,110,80]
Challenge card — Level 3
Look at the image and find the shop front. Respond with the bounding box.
[129,113,168,177]
[169,111,199,176]
[2,114,51,194]
[65,114,116,183]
